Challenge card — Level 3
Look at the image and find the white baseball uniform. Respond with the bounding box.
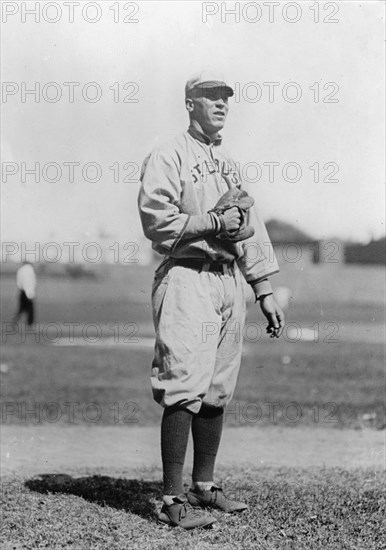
[138,126,279,413]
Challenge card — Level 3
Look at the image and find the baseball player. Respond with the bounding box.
[13,262,37,327]
[138,70,284,529]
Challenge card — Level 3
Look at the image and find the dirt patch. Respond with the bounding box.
[1,424,384,478]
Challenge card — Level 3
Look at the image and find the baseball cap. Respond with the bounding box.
[185,70,234,98]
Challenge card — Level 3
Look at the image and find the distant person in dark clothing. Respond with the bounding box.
[13,262,37,326]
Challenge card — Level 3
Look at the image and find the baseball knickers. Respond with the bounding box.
[150,258,246,413]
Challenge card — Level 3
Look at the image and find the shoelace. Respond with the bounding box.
[179,501,210,521]
[209,485,224,504]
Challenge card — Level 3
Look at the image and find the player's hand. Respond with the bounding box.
[259,295,285,338]
[220,207,241,233]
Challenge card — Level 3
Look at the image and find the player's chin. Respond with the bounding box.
[211,117,226,130]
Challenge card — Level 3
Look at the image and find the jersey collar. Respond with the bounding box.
[188,125,222,146]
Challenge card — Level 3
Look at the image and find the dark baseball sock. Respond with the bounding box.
[192,404,224,483]
[161,406,193,496]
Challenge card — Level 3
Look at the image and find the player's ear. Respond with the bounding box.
[185,97,194,112]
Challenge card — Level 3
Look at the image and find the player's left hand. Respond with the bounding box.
[259,295,285,338]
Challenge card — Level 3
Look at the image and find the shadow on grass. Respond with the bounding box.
[25,474,163,521]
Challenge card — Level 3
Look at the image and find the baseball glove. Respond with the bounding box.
[209,187,255,242]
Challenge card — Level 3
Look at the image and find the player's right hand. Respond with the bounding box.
[221,207,241,233]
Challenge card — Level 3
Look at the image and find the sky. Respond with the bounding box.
[1,0,385,258]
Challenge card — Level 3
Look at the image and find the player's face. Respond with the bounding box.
[187,87,230,134]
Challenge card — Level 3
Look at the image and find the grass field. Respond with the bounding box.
[1,263,384,429]
[1,262,385,549]
[0,339,384,429]
[2,467,385,550]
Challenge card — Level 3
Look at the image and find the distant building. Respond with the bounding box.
[345,237,386,265]
[265,220,347,266]
[266,219,321,265]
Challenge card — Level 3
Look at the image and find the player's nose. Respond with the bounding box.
[215,97,227,107]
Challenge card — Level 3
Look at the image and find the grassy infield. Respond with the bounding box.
[1,267,385,549]
[2,468,385,550]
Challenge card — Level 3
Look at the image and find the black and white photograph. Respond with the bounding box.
[1,1,385,548]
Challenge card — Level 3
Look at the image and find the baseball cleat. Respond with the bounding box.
[158,494,216,530]
[187,485,248,513]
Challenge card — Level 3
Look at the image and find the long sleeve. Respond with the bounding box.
[138,148,215,252]
[233,177,279,283]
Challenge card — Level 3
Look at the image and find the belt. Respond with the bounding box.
[172,258,235,273]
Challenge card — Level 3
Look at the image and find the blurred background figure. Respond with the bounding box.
[13,262,37,326]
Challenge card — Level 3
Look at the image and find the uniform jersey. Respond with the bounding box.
[138,127,279,285]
